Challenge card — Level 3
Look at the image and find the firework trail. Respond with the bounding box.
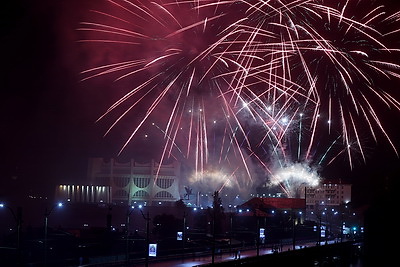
[228,0,400,195]
[79,0,265,189]
[224,0,400,169]
[79,0,400,193]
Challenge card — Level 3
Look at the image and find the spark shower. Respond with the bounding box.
[79,0,400,197]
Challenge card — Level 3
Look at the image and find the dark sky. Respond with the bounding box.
[0,0,178,199]
[0,1,101,195]
[1,0,400,206]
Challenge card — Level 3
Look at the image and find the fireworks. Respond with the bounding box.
[188,169,233,192]
[269,163,320,198]
[79,0,400,194]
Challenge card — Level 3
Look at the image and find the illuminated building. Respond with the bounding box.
[236,197,306,224]
[55,185,111,204]
[87,158,181,206]
[56,158,181,206]
[305,180,352,210]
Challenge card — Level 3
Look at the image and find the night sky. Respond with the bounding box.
[1,0,400,208]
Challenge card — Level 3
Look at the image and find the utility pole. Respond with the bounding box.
[126,206,135,265]
[44,203,63,266]
[256,216,260,256]
[182,211,186,260]
[0,204,22,264]
[16,207,22,264]
[292,210,296,251]
[140,210,150,267]
[211,206,216,265]
[229,210,233,255]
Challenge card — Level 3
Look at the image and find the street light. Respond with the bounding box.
[228,205,234,255]
[0,203,22,263]
[44,202,63,266]
[140,209,151,267]
[126,206,135,264]
[179,211,187,261]
[256,214,260,256]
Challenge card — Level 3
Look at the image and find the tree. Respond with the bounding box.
[175,199,186,210]
[152,214,179,240]
[208,191,225,236]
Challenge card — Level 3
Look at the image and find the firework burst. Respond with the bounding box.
[225,0,400,169]
[269,162,320,198]
[79,0,262,185]
[79,0,400,192]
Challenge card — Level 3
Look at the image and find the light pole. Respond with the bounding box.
[140,209,150,267]
[211,206,216,265]
[0,203,22,263]
[292,210,295,250]
[126,205,135,264]
[182,211,186,260]
[228,205,233,255]
[256,215,260,256]
[44,202,63,266]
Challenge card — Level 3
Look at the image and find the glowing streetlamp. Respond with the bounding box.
[0,203,22,261]
[44,202,63,266]
[140,208,151,267]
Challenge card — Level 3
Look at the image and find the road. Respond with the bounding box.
[134,239,340,267]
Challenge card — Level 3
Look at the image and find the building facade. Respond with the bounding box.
[305,180,351,210]
[237,197,307,225]
[87,158,181,206]
[55,184,112,204]
[238,197,306,213]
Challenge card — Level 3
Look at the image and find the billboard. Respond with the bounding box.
[149,244,157,257]
[177,231,183,241]
[259,228,265,238]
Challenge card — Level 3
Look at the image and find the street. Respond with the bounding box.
[133,239,340,267]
